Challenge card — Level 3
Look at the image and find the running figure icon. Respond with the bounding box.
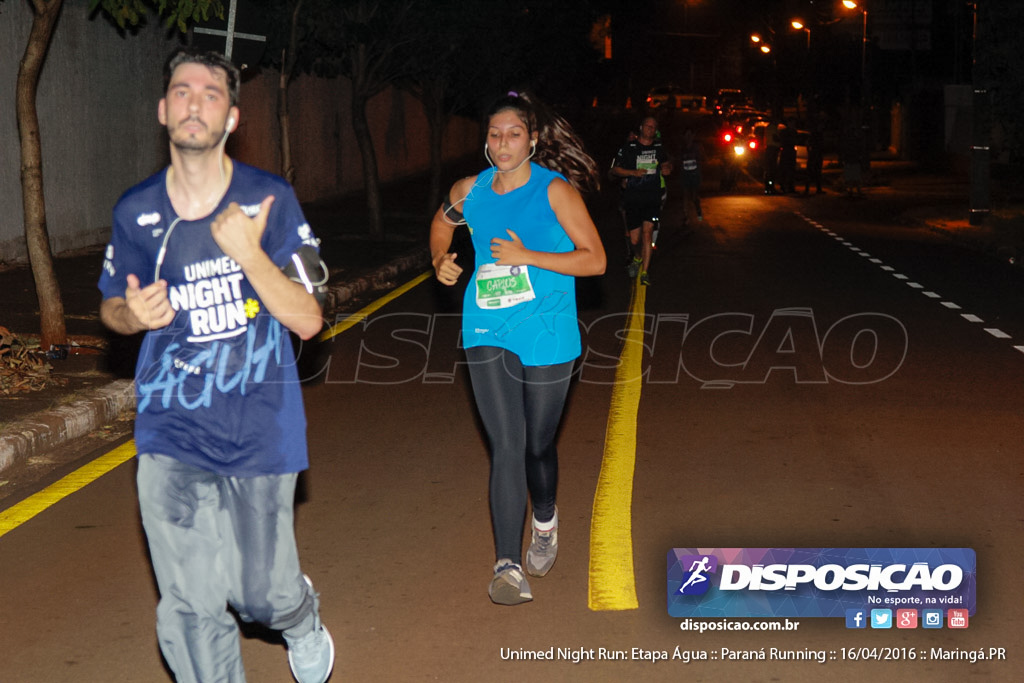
[678,556,712,593]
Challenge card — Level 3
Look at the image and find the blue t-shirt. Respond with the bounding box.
[460,163,580,366]
[98,161,319,477]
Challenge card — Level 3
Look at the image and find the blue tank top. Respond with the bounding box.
[460,163,580,366]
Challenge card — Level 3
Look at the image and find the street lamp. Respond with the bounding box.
[790,20,810,50]
[749,34,771,55]
[790,20,813,120]
[749,34,772,56]
[749,34,772,55]
[842,0,870,176]
[843,1,868,110]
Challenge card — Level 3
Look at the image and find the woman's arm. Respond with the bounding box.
[491,178,606,277]
[429,176,476,285]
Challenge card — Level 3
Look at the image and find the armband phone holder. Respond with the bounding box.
[283,245,329,305]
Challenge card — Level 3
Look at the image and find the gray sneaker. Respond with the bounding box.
[526,513,558,577]
[286,576,335,683]
[489,560,533,605]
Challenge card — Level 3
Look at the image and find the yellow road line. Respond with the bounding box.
[0,440,137,539]
[1,273,433,539]
[318,271,433,341]
[588,281,646,611]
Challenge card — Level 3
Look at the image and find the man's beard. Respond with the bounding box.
[169,119,226,154]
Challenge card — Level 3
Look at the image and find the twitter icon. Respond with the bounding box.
[870,609,893,629]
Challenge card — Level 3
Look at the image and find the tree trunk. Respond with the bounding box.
[16,0,66,349]
[351,92,383,239]
[278,51,294,184]
[278,51,295,184]
[277,0,303,184]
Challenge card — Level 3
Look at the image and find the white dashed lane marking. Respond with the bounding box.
[794,211,1020,352]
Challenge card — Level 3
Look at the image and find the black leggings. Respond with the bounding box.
[465,346,574,564]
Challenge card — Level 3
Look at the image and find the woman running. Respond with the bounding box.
[429,91,605,605]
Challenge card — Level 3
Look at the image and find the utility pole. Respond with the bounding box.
[859,7,871,179]
[969,1,990,225]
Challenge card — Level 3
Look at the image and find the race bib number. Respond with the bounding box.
[639,161,658,175]
[475,263,535,309]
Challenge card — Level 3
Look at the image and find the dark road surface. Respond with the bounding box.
[2,149,1022,681]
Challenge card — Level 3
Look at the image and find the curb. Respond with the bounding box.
[922,222,1022,267]
[0,380,135,473]
[322,244,430,312]
[0,247,431,476]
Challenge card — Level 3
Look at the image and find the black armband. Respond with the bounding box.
[282,245,329,305]
[442,194,465,224]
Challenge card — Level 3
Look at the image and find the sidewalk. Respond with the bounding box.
[858,157,1024,264]
[0,182,433,475]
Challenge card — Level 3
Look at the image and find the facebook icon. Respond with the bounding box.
[845,609,867,629]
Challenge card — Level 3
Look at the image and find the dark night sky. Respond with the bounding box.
[598,0,973,112]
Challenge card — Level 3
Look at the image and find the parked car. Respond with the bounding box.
[719,127,760,190]
[724,105,767,123]
[677,93,708,112]
[646,85,686,109]
[745,121,810,190]
[645,87,710,112]
[712,88,746,116]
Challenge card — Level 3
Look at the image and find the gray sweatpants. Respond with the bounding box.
[137,453,318,683]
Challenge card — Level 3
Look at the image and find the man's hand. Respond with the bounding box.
[211,195,275,268]
[125,273,175,331]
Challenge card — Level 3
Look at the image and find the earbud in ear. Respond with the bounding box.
[531,140,536,148]
[227,116,236,130]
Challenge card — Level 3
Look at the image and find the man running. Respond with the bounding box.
[610,116,672,286]
[98,48,334,683]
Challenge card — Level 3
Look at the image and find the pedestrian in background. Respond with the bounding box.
[610,115,672,286]
[678,127,704,225]
[805,120,825,195]
[841,121,864,196]
[98,48,334,683]
[429,90,605,605]
[777,119,798,194]
[763,119,782,194]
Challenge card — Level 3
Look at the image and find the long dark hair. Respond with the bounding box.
[486,91,600,193]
